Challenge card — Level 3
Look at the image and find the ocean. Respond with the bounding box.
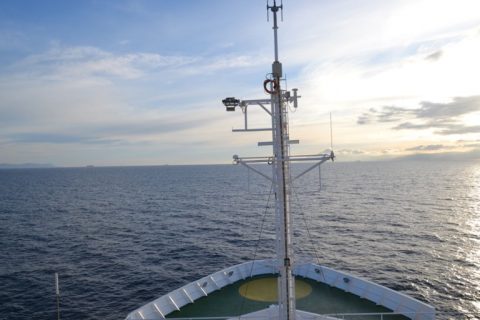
[0,161,479,320]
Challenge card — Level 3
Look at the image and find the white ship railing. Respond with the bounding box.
[294,263,435,320]
[138,313,477,320]
[125,260,435,320]
[126,260,277,320]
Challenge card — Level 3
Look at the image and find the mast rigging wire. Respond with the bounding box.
[290,181,342,317]
[239,181,274,315]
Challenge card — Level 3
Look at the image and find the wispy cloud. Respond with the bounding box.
[337,148,366,155]
[416,96,480,118]
[405,144,454,151]
[198,54,266,74]
[6,133,122,145]
[14,45,197,80]
[6,44,266,84]
[457,139,480,148]
[0,43,241,156]
[0,30,28,51]
[359,96,480,124]
[425,50,442,61]
[358,95,480,135]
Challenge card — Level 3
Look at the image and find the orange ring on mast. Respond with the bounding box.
[263,79,279,94]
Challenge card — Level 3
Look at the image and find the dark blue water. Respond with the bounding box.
[0,161,479,320]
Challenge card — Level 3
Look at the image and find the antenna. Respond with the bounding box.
[267,0,283,21]
[330,112,333,150]
[281,0,284,21]
[330,112,335,162]
[319,165,322,191]
[267,0,283,63]
[266,1,269,21]
[55,272,61,320]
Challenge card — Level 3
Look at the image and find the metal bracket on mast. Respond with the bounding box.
[225,98,272,132]
[232,152,334,183]
[223,93,300,133]
[222,87,334,184]
[233,155,273,182]
[290,153,333,181]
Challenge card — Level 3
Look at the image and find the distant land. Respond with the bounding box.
[0,148,478,169]
[394,149,480,162]
[0,163,55,169]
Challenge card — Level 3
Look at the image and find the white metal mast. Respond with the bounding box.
[222,1,333,319]
[267,1,296,320]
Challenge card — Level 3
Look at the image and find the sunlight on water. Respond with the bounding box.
[466,164,480,316]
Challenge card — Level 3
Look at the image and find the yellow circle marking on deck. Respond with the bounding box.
[239,278,312,302]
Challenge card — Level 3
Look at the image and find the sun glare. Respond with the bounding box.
[386,0,480,42]
[466,164,480,314]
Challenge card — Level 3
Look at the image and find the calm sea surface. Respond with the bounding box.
[0,161,479,320]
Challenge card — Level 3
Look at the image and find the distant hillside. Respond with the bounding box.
[0,163,55,169]
[394,148,480,162]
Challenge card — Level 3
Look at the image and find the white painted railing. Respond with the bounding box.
[126,260,277,320]
[125,259,435,320]
[294,263,435,320]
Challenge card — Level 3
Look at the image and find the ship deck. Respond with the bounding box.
[167,275,408,319]
[126,260,434,320]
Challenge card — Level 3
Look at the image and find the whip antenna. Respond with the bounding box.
[330,112,335,161]
[55,272,61,320]
[330,112,333,150]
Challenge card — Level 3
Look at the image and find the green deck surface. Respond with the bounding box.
[167,275,409,319]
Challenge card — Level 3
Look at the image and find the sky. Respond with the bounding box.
[0,0,479,166]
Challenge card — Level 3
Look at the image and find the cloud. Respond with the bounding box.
[416,96,480,118]
[198,54,266,74]
[402,140,480,155]
[458,139,480,148]
[358,95,480,135]
[337,148,366,155]
[2,1,480,165]
[397,147,480,161]
[394,122,433,130]
[14,45,197,80]
[2,110,226,146]
[425,50,442,61]
[436,125,480,135]
[0,43,258,143]
[0,30,28,51]
[375,106,416,123]
[405,144,454,151]
[356,114,370,125]
[93,115,224,137]
[6,133,122,145]
[13,44,265,82]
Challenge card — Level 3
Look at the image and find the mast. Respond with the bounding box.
[267,1,296,319]
[222,1,333,319]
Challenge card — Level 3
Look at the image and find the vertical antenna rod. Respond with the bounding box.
[267,1,295,320]
[330,112,333,150]
[271,0,281,62]
[329,112,335,161]
[55,272,61,320]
